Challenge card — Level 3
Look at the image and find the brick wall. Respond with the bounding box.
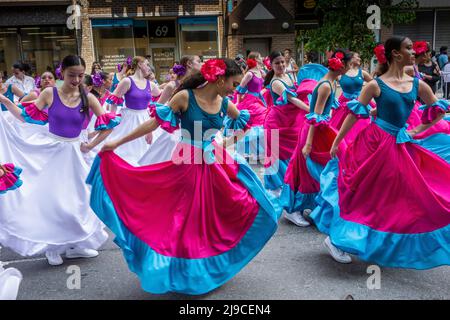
[81,1,224,70]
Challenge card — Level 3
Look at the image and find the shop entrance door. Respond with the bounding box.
[149,44,176,84]
[243,38,271,57]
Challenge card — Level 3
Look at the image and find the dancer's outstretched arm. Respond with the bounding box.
[0,87,52,122]
[102,90,188,152]
[407,80,446,138]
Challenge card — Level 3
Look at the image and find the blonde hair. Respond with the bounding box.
[247,51,261,60]
[126,56,146,76]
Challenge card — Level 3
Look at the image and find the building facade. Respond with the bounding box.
[380,0,450,52]
[0,0,301,81]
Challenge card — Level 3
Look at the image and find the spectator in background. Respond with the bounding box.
[284,48,299,80]
[5,62,35,96]
[90,61,102,75]
[431,50,437,64]
[418,45,441,93]
[235,54,247,73]
[437,46,448,69]
[442,55,450,99]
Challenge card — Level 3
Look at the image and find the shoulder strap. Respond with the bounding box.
[221,96,229,113]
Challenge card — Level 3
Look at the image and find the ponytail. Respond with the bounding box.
[175,71,206,94]
[264,69,275,87]
[79,85,89,118]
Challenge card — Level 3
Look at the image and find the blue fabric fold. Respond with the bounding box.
[374,118,450,163]
[0,166,23,195]
[152,103,180,132]
[297,63,329,84]
[274,89,297,106]
[223,109,250,136]
[264,159,289,191]
[418,99,450,112]
[236,85,248,94]
[310,158,450,270]
[347,100,370,118]
[86,154,280,294]
[305,112,331,124]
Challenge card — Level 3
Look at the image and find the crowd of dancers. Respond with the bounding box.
[0,35,449,298]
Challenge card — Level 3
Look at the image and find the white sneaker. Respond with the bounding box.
[324,236,352,264]
[45,251,63,266]
[284,211,311,227]
[65,248,99,259]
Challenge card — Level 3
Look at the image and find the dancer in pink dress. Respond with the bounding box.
[311,36,450,268]
[281,50,351,227]
[330,52,374,145]
[86,58,281,295]
[263,51,310,196]
[234,52,267,160]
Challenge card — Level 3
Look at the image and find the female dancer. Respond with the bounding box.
[0,165,23,300]
[0,55,120,266]
[311,36,450,268]
[234,51,267,161]
[21,72,56,103]
[140,55,202,165]
[87,58,281,295]
[330,52,373,145]
[105,56,160,165]
[281,50,350,227]
[263,51,310,196]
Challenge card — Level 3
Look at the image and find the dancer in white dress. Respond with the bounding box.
[0,55,120,266]
[105,56,160,165]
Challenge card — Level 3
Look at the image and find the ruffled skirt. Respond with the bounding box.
[311,122,450,269]
[87,141,281,294]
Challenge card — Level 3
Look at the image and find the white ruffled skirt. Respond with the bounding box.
[0,114,107,256]
[105,108,150,166]
[138,127,180,165]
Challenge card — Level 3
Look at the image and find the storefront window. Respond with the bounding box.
[0,28,20,75]
[179,17,219,60]
[92,19,135,73]
[20,26,77,76]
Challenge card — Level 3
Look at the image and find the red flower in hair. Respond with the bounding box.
[201,59,227,83]
[263,56,272,70]
[374,44,387,64]
[328,57,344,71]
[413,41,428,56]
[335,52,344,60]
[246,58,257,69]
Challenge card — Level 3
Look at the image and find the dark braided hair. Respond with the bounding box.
[61,55,89,117]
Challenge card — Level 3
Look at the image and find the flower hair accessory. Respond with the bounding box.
[335,52,344,60]
[328,57,344,71]
[413,41,428,56]
[263,56,272,71]
[172,64,187,77]
[246,58,257,69]
[118,56,133,72]
[55,63,63,80]
[374,44,387,64]
[35,76,41,88]
[201,59,227,83]
[92,72,104,87]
